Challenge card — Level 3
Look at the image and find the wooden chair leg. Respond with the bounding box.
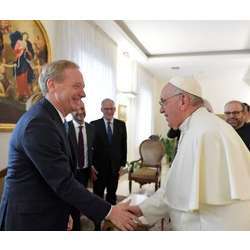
[161,218,165,230]
[155,182,158,191]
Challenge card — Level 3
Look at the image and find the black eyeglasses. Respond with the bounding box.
[103,108,115,111]
[224,110,243,116]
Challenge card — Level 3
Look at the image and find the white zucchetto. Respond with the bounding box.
[169,76,202,98]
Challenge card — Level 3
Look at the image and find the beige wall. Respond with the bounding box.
[153,80,169,137]
[1,21,250,170]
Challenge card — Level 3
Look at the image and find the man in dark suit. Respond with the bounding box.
[91,98,127,206]
[0,60,136,231]
[68,100,97,230]
[69,100,96,187]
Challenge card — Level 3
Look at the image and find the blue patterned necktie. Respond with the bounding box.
[64,120,69,135]
[107,121,112,144]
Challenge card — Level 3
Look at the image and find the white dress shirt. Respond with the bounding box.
[103,118,114,134]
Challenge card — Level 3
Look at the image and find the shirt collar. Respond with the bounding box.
[45,97,65,123]
[73,119,85,128]
[103,118,114,124]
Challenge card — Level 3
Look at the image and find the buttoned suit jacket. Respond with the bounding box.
[68,120,95,173]
[90,118,127,174]
[0,98,110,230]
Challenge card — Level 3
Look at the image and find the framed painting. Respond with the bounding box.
[0,20,51,132]
[118,104,127,122]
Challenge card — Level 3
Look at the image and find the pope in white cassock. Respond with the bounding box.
[129,76,250,230]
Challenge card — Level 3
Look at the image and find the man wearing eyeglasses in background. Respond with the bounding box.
[91,98,127,230]
[224,100,250,150]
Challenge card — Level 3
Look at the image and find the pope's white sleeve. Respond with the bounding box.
[139,187,169,225]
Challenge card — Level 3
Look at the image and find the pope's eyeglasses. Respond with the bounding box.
[159,93,182,107]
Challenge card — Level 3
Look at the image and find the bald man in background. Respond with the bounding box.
[68,100,97,230]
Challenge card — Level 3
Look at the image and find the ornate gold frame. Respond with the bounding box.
[0,20,51,132]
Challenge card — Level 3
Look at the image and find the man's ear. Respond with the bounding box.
[46,78,55,92]
[179,94,189,111]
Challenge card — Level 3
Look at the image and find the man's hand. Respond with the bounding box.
[67,215,73,231]
[90,166,98,182]
[106,201,140,231]
[127,205,143,217]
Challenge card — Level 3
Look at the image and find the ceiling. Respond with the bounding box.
[95,20,250,82]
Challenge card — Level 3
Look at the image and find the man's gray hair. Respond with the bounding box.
[101,98,115,107]
[38,60,79,96]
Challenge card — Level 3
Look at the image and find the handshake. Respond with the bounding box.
[105,200,144,231]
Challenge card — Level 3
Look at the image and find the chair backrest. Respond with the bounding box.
[139,139,165,166]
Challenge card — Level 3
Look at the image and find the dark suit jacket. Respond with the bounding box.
[90,118,127,174]
[68,120,95,172]
[0,98,110,230]
[236,123,250,151]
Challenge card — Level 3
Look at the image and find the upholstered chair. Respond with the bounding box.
[128,139,165,193]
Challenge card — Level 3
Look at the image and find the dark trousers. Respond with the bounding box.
[93,167,119,205]
[71,168,90,231]
[93,165,119,230]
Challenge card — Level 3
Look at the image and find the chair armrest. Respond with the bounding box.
[128,159,141,173]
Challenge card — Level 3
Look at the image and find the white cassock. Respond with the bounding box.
[140,107,250,230]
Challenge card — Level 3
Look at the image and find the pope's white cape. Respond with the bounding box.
[140,108,250,229]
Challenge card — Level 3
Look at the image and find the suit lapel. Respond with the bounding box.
[69,121,77,153]
[68,121,78,172]
[100,119,110,144]
[112,119,117,142]
[61,124,74,166]
[113,119,116,135]
[41,99,74,169]
[86,123,91,148]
